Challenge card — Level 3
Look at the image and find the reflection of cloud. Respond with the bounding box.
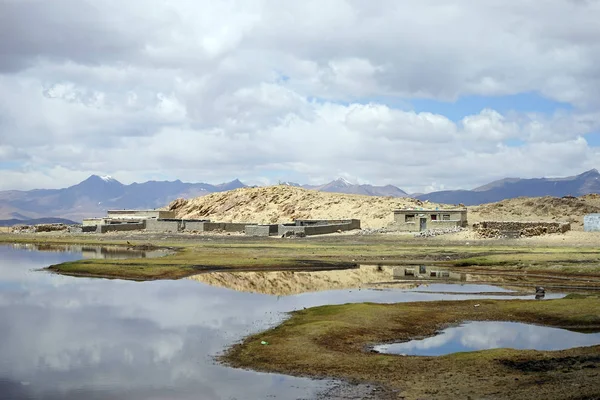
[380,321,600,356]
[0,245,582,398]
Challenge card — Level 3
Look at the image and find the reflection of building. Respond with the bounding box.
[394,265,465,281]
[390,209,468,232]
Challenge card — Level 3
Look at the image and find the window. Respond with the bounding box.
[442,214,451,221]
[405,214,415,222]
[431,214,437,221]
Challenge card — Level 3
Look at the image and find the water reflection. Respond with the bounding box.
[11,243,168,259]
[0,245,566,399]
[374,321,600,356]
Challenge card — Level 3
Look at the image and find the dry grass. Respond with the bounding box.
[224,296,600,399]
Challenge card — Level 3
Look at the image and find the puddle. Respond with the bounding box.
[374,321,600,356]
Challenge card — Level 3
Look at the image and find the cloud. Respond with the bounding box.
[1,0,600,192]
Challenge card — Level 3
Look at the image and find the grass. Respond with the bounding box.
[4,232,600,280]
[223,296,600,399]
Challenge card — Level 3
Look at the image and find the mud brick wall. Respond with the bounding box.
[146,219,181,232]
[97,222,146,233]
[245,225,278,236]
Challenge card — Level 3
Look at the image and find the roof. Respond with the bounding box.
[393,209,467,213]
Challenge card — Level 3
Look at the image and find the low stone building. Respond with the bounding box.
[245,219,361,237]
[390,208,468,232]
[106,210,176,220]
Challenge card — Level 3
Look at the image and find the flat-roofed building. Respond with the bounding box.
[106,210,176,220]
[390,208,467,232]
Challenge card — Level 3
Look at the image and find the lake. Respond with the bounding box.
[0,244,562,400]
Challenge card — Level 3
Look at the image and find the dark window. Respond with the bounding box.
[442,214,451,221]
[405,214,415,222]
[431,214,437,221]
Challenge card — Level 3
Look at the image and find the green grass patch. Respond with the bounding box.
[223,297,600,399]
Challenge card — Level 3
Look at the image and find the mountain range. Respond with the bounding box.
[0,175,246,222]
[415,169,600,205]
[0,217,78,227]
[285,178,408,197]
[0,169,599,221]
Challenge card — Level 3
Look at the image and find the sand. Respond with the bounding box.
[169,185,456,229]
[169,186,600,232]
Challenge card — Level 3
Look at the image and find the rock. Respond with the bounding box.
[414,226,464,238]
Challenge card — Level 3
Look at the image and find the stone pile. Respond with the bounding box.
[356,228,393,235]
[473,221,571,238]
[281,230,306,238]
[414,226,464,238]
[10,224,81,234]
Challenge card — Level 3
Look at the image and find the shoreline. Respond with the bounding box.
[3,232,600,281]
[222,296,600,399]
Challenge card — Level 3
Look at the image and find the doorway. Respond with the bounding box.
[419,218,427,231]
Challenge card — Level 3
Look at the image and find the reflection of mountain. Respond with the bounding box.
[188,265,412,295]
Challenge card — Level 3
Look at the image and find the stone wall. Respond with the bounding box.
[584,214,600,232]
[277,220,361,237]
[182,221,207,231]
[202,222,255,232]
[294,219,361,230]
[97,221,146,233]
[145,219,180,232]
[474,221,571,238]
[245,225,279,236]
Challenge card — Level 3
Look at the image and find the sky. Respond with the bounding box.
[1,0,599,193]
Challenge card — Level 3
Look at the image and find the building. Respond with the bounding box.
[584,214,600,232]
[106,210,176,220]
[82,210,176,233]
[390,208,467,232]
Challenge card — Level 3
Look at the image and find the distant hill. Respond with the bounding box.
[304,178,408,197]
[417,169,600,206]
[0,217,78,227]
[0,175,247,222]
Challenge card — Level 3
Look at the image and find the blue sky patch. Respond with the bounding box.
[584,132,600,147]
[503,138,526,147]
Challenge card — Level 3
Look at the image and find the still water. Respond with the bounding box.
[0,244,563,399]
[374,321,600,356]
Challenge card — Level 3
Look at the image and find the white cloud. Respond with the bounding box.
[1,0,600,192]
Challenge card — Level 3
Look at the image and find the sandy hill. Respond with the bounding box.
[168,185,454,229]
[168,186,600,231]
[469,194,600,230]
